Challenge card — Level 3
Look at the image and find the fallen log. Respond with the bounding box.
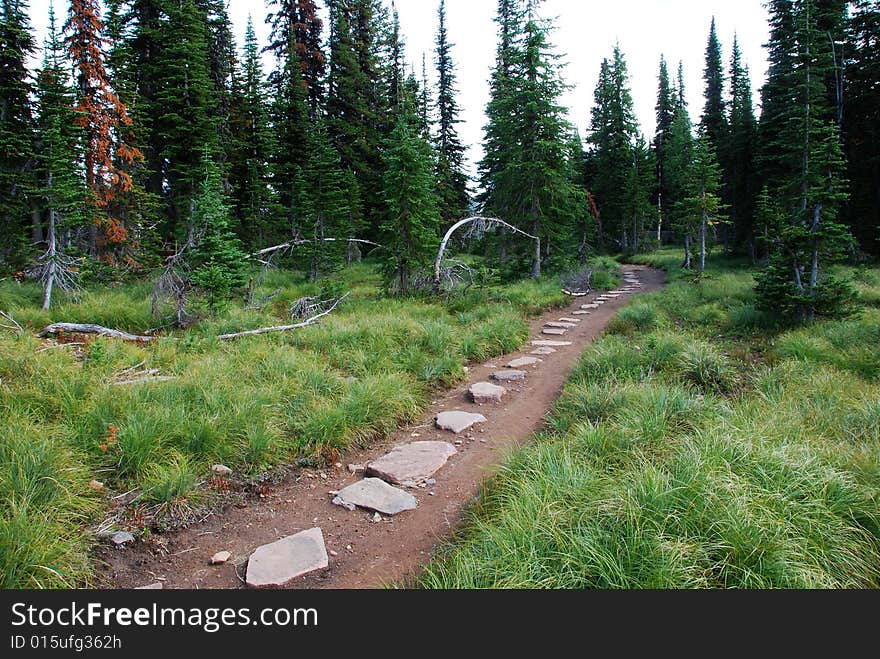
[38,323,157,342]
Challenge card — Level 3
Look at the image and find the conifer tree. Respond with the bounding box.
[665,74,696,267]
[434,0,470,224]
[653,55,676,233]
[678,134,725,273]
[64,0,143,258]
[843,0,880,253]
[266,0,326,117]
[701,17,727,152]
[724,36,759,254]
[755,0,854,321]
[229,16,275,248]
[381,92,440,295]
[0,0,36,266]
[34,5,89,308]
[587,46,640,250]
[190,149,248,312]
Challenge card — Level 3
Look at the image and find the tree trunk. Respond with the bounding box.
[43,208,57,311]
[699,207,708,273]
[683,234,692,269]
[531,226,541,279]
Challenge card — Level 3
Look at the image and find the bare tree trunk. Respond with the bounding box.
[683,234,692,270]
[43,210,57,311]
[531,226,541,279]
[699,209,708,274]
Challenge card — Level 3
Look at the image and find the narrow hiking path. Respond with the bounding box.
[98,265,665,589]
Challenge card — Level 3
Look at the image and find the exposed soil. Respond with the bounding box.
[96,265,665,589]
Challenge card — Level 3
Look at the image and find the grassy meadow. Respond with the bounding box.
[419,250,880,588]
[0,260,586,588]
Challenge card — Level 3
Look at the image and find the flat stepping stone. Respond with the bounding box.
[436,411,487,434]
[572,311,592,316]
[332,478,418,515]
[531,347,557,355]
[545,322,577,329]
[558,318,582,323]
[531,340,573,347]
[246,528,328,588]
[491,370,527,382]
[469,382,507,404]
[581,303,600,310]
[542,328,568,336]
[507,356,542,368]
[367,442,457,486]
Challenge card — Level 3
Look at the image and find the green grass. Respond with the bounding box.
[419,249,880,589]
[0,264,568,588]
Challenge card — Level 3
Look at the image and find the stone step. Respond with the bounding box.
[531,340,573,347]
[367,442,457,487]
[545,322,577,329]
[469,381,506,404]
[435,411,487,434]
[542,328,568,336]
[572,311,592,316]
[246,528,329,588]
[332,478,418,515]
[507,356,542,369]
[581,303,600,310]
[558,317,582,323]
[491,370,527,382]
[531,346,557,355]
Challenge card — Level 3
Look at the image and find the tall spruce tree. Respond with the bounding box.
[755,0,854,321]
[724,35,759,254]
[678,133,725,273]
[266,0,325,117]
[843,0,880,254]
[380,91,440,295]
[34,5,89,308]
[229,16,275,248]
[665,69,696,267]
[0,0,36,267]
[587,46,641,250]
[701,17,727,152]
[654,55,676,235]
[433,0,470,224]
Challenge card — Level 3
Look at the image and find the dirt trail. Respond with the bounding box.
[98,265,664,589]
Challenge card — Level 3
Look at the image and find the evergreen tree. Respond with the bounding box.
[665,75,696,267]
[153,0,218,241]
[0,0,36,267]
[34,5,89,308]
[843,0,880,254]
[755,0,854,321]
[190,149,248,312]
[301,117,356,279]
[678,133,725,273]
[724,36,759,254]
[701,17,727,151]
[587,46,640,250]
[266,0,326,117]
[433,0,470,224]
[653,55,676,234]
[229,16,275,248]
[381,93,440,295]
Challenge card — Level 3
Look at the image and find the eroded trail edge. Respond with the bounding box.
[100,265,665,590]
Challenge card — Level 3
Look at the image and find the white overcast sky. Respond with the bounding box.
[29,1,770,177]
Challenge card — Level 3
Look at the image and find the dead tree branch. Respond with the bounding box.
[434,217,541,294]
[0,310,24,335]
[254,238,383,259]
[216,293,350,341]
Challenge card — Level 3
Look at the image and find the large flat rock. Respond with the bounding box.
[572,311,592,316]
[531,347,557,355]
[332,478,418,515]
[545,322,577,329]
[531,340,572,347]
[581,303,600,310]
[246,528,328,588]
[542,328,568,336]
[491,370,527,382]
[469,381,506,404]
[558,318,582,323]
[507,356,542,369]
[436,411,487,434]
[367,442,457,486]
